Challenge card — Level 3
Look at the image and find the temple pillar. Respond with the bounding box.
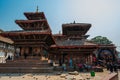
[88,54,91,64]
[20,47,24,56]
[90,53,93,65]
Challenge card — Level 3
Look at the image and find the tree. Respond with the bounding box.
[91,36,112,44]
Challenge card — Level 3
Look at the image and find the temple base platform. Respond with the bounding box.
[0,56,53,73]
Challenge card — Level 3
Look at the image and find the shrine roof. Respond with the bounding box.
[15,20,51,31]
[24,12,44,14]
[0,30,55,46]
[0,30,51,35]
[98,44,116,48]
[62,23,91,35]
[0,36,13,44]
[51,44,98,49]
[62,23,91,27]
[50,39,99,49]
[84,41,97,45]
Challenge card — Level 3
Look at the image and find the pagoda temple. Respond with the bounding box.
[0,9,55,59]
[0,8,117,73]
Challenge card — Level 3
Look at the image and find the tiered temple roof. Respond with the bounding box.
[24,12,46,20]
[15,11,51,31]
[0,10,55,47]
[62,23,91,36]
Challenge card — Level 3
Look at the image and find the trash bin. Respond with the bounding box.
[90,71,95,77]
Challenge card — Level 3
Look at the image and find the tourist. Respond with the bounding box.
[92,55,97,66]
[113,61,117,72]
[73,63,77,70]
[15,52,20,59]
[50,59,53,66]
[69,58,73,68]
[62,62,67,71]
[109,61,113,73]
[78,63,83,72]
[83,63,89,71]
[59,57,62,66]
[106,62,110,70]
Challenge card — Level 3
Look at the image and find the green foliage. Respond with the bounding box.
[91,36,112,44]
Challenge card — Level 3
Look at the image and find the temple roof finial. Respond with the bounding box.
[36,6,39,13]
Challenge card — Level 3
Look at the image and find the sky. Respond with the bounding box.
[0,0,120,51]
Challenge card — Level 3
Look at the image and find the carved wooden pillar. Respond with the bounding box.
[90,53,93,65]
[85,55,88,64]
[88,55,90,64]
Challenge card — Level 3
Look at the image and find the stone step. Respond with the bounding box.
[6,60,48,63]
[0,60,50,67]
[15,56,48,60]
[0,57,53,73]
[0,67,53,73]
[0,63,51,67]
[17,56,41,60]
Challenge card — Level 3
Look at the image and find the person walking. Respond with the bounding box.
[109,61,113,73]
[62,62,66,71]
[113,61,117,72]
[106,62,110,70]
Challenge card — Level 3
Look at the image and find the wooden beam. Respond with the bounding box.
[58,49,95,52]
[13,35,49,42]
[14,41,45,45]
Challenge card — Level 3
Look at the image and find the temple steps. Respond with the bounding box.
[0,58,53,73]
[0,63,50,67]
[0,67,53,73]
[15,56,42,60]
[6,59,48,64]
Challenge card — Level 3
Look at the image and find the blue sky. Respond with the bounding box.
[0,0,120,51]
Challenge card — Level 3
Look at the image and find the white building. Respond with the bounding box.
[0,35,14,63]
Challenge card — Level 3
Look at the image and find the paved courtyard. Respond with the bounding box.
[0,69,119,80]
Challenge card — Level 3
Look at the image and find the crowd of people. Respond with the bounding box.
[49,54,118,73]
[48,55,93,72]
